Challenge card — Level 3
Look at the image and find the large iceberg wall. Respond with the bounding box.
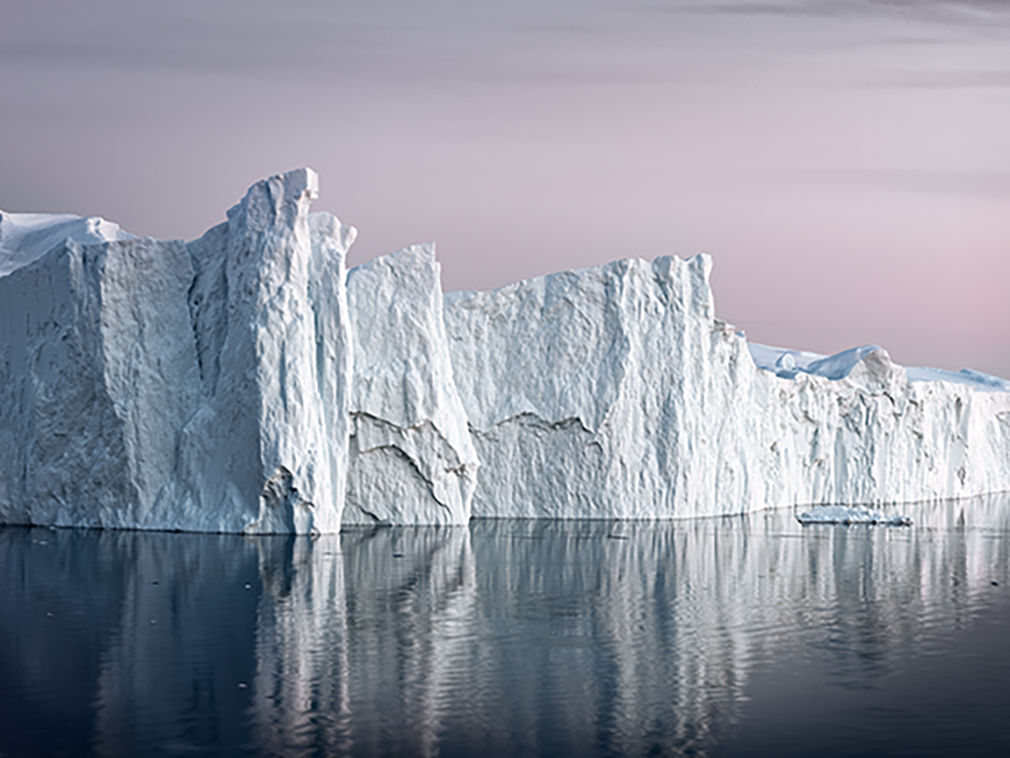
[0,168,355,533]
[444,255,1010,517]
[445,255,737,518]
[1,167,1009,533]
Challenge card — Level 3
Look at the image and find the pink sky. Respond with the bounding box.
[1,0,1008,375]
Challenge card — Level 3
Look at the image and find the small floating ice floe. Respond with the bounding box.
[797,505,911,526]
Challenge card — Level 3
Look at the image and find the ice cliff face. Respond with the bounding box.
[344,245,478,525]
[445,255,738,518]
[1,168,1008,533]
[0,168,354,533]
[184,170,355,535]
[445,257,1010,517]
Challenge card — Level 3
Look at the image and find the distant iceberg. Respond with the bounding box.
[749,342,1010,392]
[1,168,1008,533]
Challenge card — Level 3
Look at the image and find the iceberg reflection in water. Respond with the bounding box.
[1,497,1009,757]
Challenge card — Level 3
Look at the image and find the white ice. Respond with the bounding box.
[748,342,1010,392]
[797,505,912,526]
[2,168,1009,532]
[0,211,133,278]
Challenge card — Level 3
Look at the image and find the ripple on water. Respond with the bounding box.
[0,494,1008,756]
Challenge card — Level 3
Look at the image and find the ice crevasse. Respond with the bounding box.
[1,168,1008,533]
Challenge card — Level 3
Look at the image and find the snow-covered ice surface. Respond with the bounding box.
[2,167,1009,533]
[749,341,1010,391]
[797,505,912,526]
[0,211,133,278]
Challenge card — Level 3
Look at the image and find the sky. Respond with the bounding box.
[1,0,1008,375]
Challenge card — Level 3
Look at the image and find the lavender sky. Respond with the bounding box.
[2,0,1008,375]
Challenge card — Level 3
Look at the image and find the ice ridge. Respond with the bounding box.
[749,342,1010,391]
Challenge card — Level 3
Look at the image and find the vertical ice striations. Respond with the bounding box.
[0,233,200,528]
[344,245,478,524]
[444,254,745,518]
[306,212,357,528]
[0,168,356,533]
[184,168,356,534]
[445,254,1010,517]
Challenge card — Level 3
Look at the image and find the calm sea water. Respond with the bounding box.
[2,497,1009,757]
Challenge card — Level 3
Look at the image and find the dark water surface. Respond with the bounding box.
[2,497,1009,757]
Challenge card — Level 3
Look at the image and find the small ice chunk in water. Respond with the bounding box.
[797,505,911,526]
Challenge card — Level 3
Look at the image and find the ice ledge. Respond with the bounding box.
[0,210,134,278]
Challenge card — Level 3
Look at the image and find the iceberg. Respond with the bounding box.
[1,168,1008,533]
[749,342,1010,392]
[0,169,353,533]
[444,259,1010,518]
[796,505,912,526]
